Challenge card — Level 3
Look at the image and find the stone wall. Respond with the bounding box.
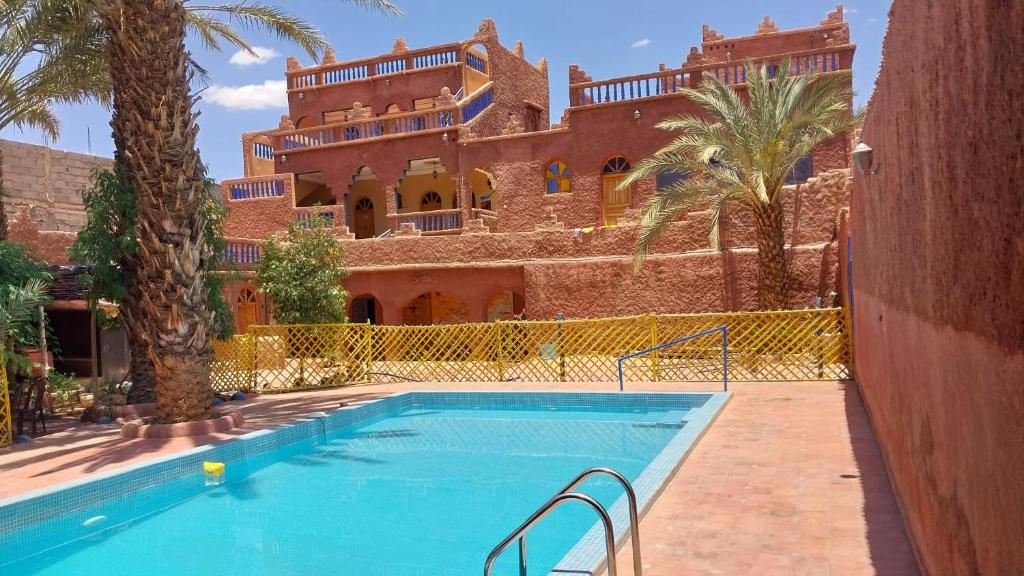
[0,139,111,233]
[851,1,1024,575]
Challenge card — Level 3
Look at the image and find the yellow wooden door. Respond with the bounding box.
[602,174,629,225]
[237,288,258,333]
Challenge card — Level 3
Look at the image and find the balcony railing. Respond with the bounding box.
[224,241,263,265]
[271,83,493,154]
[226,174,291,200]
[392,208,462,234]
[570,47,850,108]
[277,106,458,151]
[461,84,493,123]
[287,43,464,90]
[296,208,335,227]
[253,141,273,160]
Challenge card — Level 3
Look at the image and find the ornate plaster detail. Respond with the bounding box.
[756,16,780,35]
[475,18,497,41]
[537,57,548,74]
[321,48,336,65]
[821,5,844,25]
[436,87,455,108]
[513,40,524,59]
[392,37,408,53]
[278,115,295,130]
[685,47,704,65]
[568,64,592,84]
[285,56,302,71]
[702,24,724,42]
[500,113,524,136]
[351,102,371,121]
[825,26,850,46]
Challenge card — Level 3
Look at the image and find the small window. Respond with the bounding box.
[545,161,571,193]
[479,194,492,210]
[785,155,813,184]
[602,156,631,174]
[656,171,688,189]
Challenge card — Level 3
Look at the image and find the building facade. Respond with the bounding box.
[221,7,856,329]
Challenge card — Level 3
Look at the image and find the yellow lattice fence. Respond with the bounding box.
[211,308,851,391]
[0,358,11,448]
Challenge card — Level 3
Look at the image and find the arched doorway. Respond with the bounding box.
[401,292,469,325]
[601,155,632,225]
[421,190,443,211]
[237,287,259,333]
[486,290,525,321]
[353,197,375,239]
[350,294,382,324]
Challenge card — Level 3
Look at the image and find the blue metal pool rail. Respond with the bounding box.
[617,325,728,392]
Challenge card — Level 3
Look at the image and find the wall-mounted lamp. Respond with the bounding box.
[633,109,641,121]
[298,92,304,100]
[280,155,287,163]
[852,142,879,175]
[442,132,449,144]
[385,78,391,88]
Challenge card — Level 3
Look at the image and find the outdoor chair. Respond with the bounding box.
[12,376,48,437]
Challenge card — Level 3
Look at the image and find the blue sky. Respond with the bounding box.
[1,0,890,182]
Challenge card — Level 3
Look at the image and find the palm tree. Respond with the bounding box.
[95,0,399,422]
[0,0,110,240]
[623,58,860,309]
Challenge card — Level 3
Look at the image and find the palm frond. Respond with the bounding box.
[185,3,330,59]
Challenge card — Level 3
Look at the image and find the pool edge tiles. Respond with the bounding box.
[553,391,732,576]
[0,391,731,573]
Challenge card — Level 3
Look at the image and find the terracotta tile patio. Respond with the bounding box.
[0,380,918,575]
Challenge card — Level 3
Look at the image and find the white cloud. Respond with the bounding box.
[631,38,652,48]
[229,46,280,67]
[847,7,859,14]
[204,80,287,110]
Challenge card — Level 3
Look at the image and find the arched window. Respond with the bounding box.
[421,191,443,210]
[602,156,631,174]
[355,197,374,211]
[545,161,571,193]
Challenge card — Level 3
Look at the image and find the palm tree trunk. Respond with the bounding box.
[101,0,213,423]
[752,202,788,310]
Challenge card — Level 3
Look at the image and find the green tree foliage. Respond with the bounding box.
[0,241,51,372]
[69,167,234,339]
[622,58,860,309]
[255,213,349,325]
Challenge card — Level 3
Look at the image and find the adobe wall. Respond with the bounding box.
[0,139,111,233]
[850,2,1024,575]
[5,206,75,264]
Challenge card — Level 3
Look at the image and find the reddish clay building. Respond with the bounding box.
[221,7,856,329]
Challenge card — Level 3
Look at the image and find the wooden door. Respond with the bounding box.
[237,288,258,333]
[353,197,375,239]
[601,156,632,225]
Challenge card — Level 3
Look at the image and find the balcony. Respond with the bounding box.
[569,46,851,108]
[390,208,463,235]
[287,43,464,91]
[272,83,493,155]
[226,173,292,200]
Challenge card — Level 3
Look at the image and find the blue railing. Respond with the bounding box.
[224,242,262,264]
[252,142,273,160]
[296,210,335,227]
[616,325,728,392]
[466,52,487,73]
[413,49,458,69]
[230,178,284,200]
[378,58,405,75]
[324,64,368,84]
[461,86,493,123]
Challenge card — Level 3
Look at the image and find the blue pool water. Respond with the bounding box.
[0,392,728,575]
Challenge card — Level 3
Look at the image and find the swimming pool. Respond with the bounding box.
[0,391,729,575]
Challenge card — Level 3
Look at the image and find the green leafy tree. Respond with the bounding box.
[622,58,861,309]
[255,213,349,325]
[70,167,233,404]
[0,241,52,376]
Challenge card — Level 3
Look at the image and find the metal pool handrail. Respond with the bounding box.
[617,325,728,392]
[556,467,642,576]
[483,492,618,576]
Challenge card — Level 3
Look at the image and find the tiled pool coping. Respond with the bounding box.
[0,390,731,572]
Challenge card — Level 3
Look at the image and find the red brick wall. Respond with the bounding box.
[851,2,1024,574]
